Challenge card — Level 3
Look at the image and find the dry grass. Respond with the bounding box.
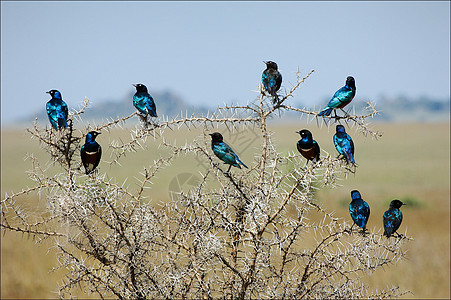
[1,121,449,299]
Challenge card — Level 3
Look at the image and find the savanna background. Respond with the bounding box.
[1,120,450,298]
[1,1,450,299]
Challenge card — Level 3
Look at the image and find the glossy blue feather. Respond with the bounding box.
[133,84,157,117]
[262,61,282,103]
[333,125,355,164]
[212,142,248,169]
[318,77,356,116]
[383,208,403,237]
[80,131,102,174]
[46,90,68,130]
[209,132,248,170]
[349,191,370,230]
[296,129,320,162]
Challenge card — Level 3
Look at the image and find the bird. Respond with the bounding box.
[349,190,370,231]
[318,76,356,117]
[296,129,320,163]
[80,131,102,175]
[133,83,157,118]
[209,132,248,172]
[333,125,355,164]
[383,199,406,237]
[46,89,68,130]
[262,61,282,104]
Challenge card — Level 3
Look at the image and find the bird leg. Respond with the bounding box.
[394,232,404,239]
[340,108,350,117]
[344,222,354,234]
[226,165,232,173]
[333,110,337,119]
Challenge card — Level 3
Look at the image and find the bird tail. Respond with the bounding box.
[318,107,333,116]
[145,104,158,117]
[349,153,355,164]
[148,109,158,118]
[58,117,68,129]
[345,152,355,164]
[356,217,366,230]
[236,158,248,169]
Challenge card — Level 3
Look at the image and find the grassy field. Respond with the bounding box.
[1,121,450,298]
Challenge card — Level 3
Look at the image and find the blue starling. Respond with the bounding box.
[318,76,356,117]
[209,132,248,172]
[333,125,355,164]
[46,89,68,130]
[133,83,157,118]
[349,190,370,230]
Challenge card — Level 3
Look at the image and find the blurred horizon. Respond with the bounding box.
[2,88,450,128]
[1,1,450,124]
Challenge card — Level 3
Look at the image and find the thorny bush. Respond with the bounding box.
[1,69,412,299]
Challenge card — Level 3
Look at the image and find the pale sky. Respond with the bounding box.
[1,1,450,123]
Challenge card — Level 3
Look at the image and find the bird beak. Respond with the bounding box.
[208,133,213,136]
[46,91,50,94]
[132,84,137,87]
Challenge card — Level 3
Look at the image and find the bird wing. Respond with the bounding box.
[46,101,58,129]
[313,140,321,160]
[94,144,102,171]
[81,144,101,174]
[347,134,355,154]
[334,134,354,163]
[213,142,240,167]
[262,71,271,93]
[262,70,282,95]
[327,86,354,109]
[80,145,87,169]
[349,200,367,227]
[359,200,370,227]
[363,200,370,216]
[57,100,68,128]
[222,142,239,160]
[223,143,247,168]
[61,100,68,119]
[275,72,282,91]
[383,209,396,233]
[144,94,158,117]
[333,134,343,154]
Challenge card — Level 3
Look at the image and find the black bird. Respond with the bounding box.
[383,199,406,237]
[80,131,102,174]
[296,129,320,163]
[262,61,282,103]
